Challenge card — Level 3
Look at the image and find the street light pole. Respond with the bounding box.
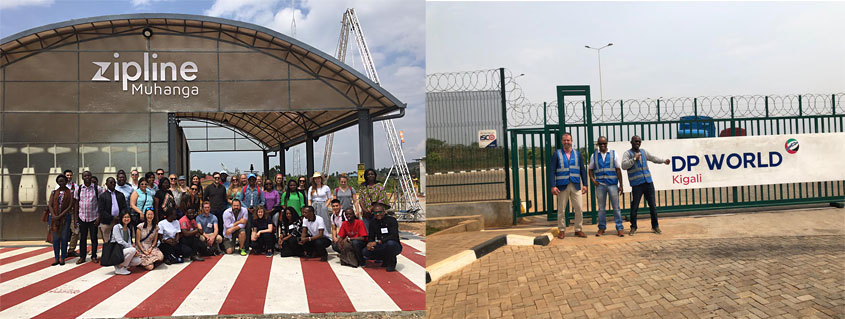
[585,43,613,121]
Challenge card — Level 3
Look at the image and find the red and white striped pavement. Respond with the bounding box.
[0,239,425,318]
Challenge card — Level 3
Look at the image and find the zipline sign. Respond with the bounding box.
[607,133,845,191]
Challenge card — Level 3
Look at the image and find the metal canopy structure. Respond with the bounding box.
[0,13,406,153]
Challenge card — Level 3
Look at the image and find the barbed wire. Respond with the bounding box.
[427,69,843,128]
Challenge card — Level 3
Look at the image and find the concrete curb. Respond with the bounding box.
[425,230,554,284]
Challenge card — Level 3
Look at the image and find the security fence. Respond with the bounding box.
[511,90,845,224]
[425,68,527,203]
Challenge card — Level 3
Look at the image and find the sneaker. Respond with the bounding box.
[66,251,79,258]
[240,249,247,256]
[51,261,59,266]
[653,227,662,234]
[266,252,273,258]
[386,266,396,272]
[115,267,131,275]
[174,257,184,264]
[164,258,172,265]
[629,228,637,236]
[190,255,205,262]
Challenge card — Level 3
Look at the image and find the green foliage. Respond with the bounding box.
[426,138,504,173]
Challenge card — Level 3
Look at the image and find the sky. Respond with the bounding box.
[427,2,845,107]
[0,0,425,176]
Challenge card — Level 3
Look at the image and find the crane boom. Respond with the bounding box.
[323,8,422,220]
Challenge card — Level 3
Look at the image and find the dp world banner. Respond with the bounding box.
[607,133,845,191]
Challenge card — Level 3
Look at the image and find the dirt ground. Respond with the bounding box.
[399,221,426,236]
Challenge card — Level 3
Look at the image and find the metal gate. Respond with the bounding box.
[510,88,845,225]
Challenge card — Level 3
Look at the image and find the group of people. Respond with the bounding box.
[551,133,670,239]
[46,167,406,275]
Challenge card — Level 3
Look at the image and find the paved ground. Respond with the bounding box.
[426,228,550,266]
[0,239,425,319]
[426,208,845,318]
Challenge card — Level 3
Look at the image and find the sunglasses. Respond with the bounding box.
[131,173,139,176]
[191,188,198,191]
[170,178,176,180]
[157,173,164,176]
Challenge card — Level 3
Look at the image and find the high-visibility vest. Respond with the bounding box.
[626,149,653,186]
[555,149,581,186]
[593,151,618,185]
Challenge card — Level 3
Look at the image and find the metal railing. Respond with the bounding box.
[511,93,844,224]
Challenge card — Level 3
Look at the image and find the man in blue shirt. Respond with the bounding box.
[196,201,222,255]
[549,132,588,239]
[240,174,264,253]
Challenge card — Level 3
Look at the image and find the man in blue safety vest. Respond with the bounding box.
[588,136,625,237]
[621,135,670,235]
[550,132,589,239]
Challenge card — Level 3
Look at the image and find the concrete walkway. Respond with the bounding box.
[426,207,845,319]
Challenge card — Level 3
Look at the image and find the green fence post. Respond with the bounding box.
[511,130,520,225]
[656,99,661,122]
[799,94,803,117]
[500,68,511,201]
[731,96,738,204]
[620,100,624,123]
[584,90,596,225]
[694,97,698,118]
[544,103,554,222]
[765,96,769,118]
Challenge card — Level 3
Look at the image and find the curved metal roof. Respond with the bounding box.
[0,13,405,150]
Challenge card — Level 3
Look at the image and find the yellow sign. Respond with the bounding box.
[357,163,365,185]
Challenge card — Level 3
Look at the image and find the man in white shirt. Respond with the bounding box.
[115,170,134,199]
[300,206,332,261]
[222,199,248,255]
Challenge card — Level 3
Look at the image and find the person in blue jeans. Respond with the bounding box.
[48,174,74,266]
[588,136,625,237]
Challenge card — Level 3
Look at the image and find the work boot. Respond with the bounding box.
[617,230,625,237]
[596,229,605,237]
[629,228,637,236]
[575,231,587,238]
[653,227,662,234]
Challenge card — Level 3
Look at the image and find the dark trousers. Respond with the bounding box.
[250,232,275,253]
[160,240,193,261]
[50,214,71,261]
[212,210,225,243]
[179,236,203,257]
[362,240,403,268]
[333,239,366,265]
[303,237,331,257]
[279,236,305,257]
[630,182,659,229]
[78,220,99,258]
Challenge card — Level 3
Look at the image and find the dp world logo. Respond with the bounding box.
[785,138,799,154]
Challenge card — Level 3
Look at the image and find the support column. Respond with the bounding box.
[263,150,270,179]
[358,109,375,170]
[306,131,315,179]
[280,148,286,178]
[167,113,180,175]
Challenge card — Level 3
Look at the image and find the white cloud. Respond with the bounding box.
[202,0,425,172]
[0,0,53,10]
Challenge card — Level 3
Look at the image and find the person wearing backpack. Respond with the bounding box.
[98,177,128,244]
[74,171,103,264]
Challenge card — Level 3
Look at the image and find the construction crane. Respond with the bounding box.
[323,8,422,221]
